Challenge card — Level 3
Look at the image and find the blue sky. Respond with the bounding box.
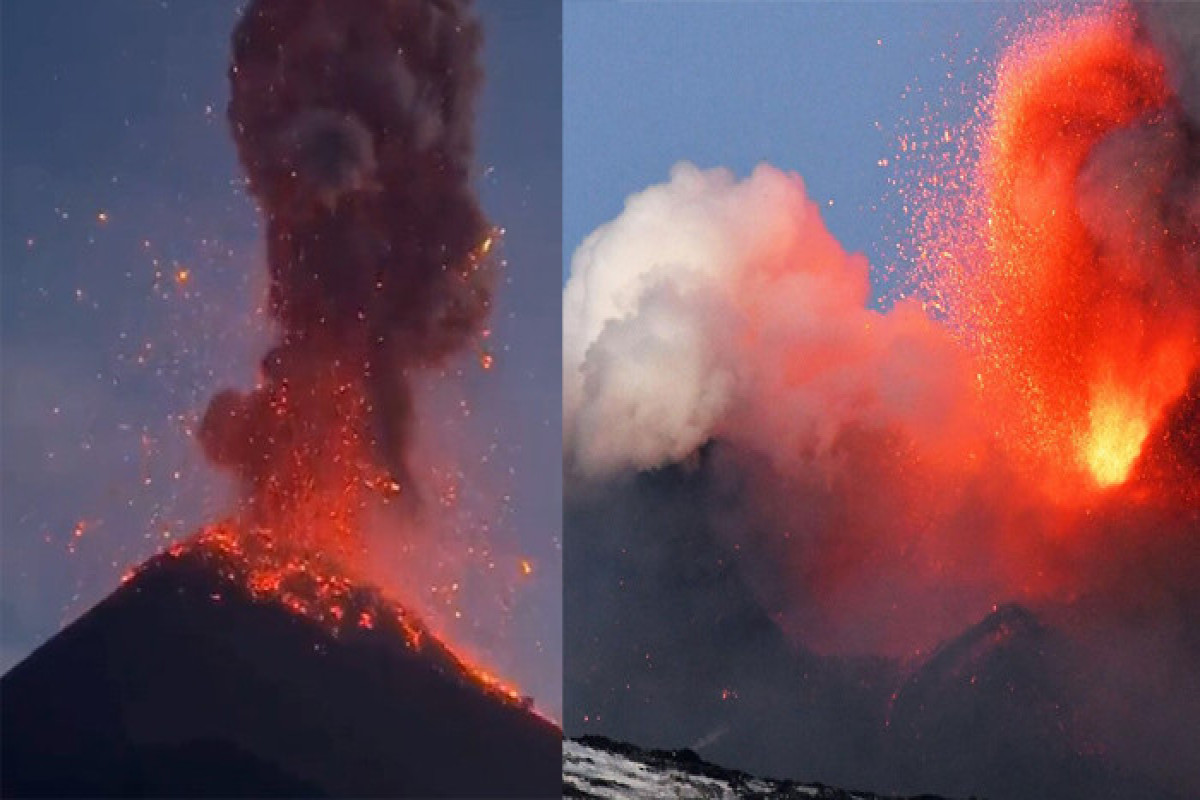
[564,2,1013,284]
[1,1,562,716]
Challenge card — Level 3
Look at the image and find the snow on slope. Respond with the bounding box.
[563,736,951,800]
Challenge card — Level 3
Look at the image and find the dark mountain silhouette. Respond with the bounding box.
[564,453,898,789]
[1,541,561,798]
[883,603,1173,800]
[565,453,1185,800]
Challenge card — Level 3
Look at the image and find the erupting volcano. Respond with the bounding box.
[564,2,1200,799]
[3,0,559,796]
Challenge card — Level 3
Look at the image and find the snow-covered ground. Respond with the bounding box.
[563,737,931,800]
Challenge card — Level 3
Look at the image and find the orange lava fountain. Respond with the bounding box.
[913,5,1200,494]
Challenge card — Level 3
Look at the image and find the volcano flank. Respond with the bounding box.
[0,536,561,798]
[564,450,1198,800]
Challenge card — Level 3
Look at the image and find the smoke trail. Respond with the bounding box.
[199,0,495,540]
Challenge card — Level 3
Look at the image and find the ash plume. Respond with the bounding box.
[200,0,495,531]
[563,162,997,654]
[1137,1,1200,128]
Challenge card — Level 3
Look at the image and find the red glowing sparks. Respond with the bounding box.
[911,5,1198,493]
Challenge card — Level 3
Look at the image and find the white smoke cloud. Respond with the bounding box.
[563,162,975,481]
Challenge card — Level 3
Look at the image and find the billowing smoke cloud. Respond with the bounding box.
[563,162,977,482]
[561,163,1010,656]
[199,0,494,536]
[564,3,1200,798]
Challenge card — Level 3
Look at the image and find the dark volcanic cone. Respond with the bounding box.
[886,604,1082,798]
[565,449,1188,799]
[564,451,898,790]
[885,604,1180,800]
[0,540,560,799]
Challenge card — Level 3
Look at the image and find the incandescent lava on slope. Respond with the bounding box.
[3,536,561,799]
[120,523,529,707]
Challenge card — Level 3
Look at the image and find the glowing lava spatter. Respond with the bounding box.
[120,521,530,710]
[910,4,1200,492]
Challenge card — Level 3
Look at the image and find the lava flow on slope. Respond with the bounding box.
[1,535,561,798]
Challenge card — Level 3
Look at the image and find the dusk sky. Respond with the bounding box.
[1,1,562,718]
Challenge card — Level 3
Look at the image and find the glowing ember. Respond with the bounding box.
[470,667,523,703]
